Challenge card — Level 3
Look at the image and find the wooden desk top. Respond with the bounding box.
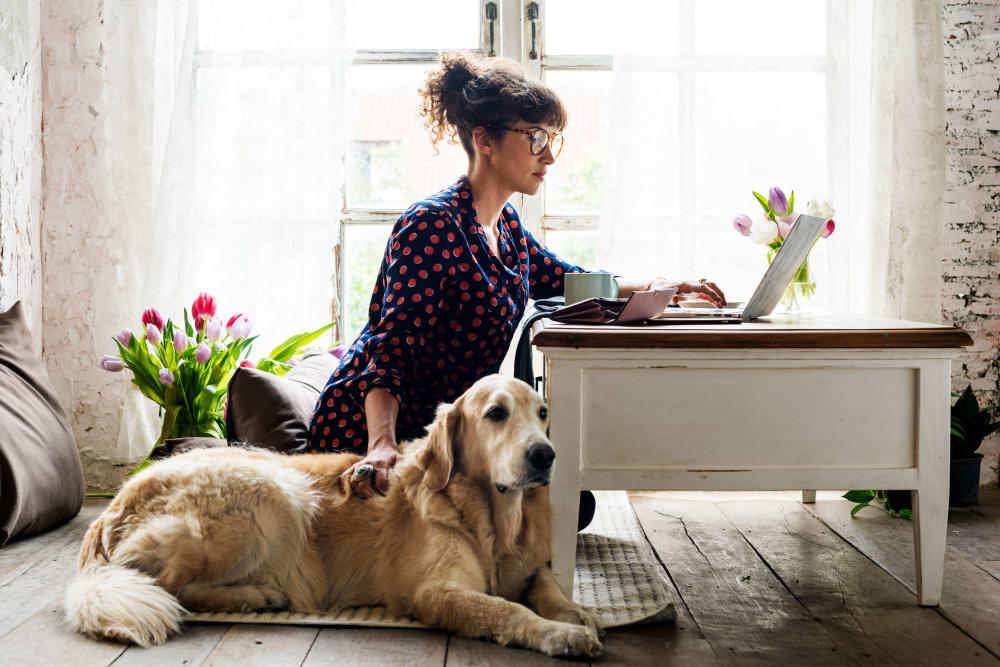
[530,312,974,349]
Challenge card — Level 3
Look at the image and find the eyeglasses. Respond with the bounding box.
[502,126,564,159]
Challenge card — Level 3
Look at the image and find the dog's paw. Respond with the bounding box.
[259,587,289,610]
[552,605,604,637]
[537,621,603,658]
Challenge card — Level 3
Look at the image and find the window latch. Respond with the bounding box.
[527,2,539,60]
[485,3,498,57]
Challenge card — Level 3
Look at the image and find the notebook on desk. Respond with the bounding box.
[651,213,827,322]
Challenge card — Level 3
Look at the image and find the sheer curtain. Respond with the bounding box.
[597,0,944,321]
[113,0,355,462]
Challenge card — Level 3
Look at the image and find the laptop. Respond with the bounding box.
[652,213,827,322]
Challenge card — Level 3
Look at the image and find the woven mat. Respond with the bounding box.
[188,491,676,629]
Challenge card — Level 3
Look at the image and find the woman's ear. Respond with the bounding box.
[472,126,493,157]
[420,399,462,492]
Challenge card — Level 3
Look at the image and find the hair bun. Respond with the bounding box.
[440,53,478,93]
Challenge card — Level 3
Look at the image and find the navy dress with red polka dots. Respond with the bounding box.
[307,175,596,453]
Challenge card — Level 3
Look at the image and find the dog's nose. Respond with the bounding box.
[526,443,556,470]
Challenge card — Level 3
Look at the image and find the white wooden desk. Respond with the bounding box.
[531,313,973,605]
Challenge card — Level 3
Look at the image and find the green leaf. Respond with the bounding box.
[850,503,870,517]
[842,490,875,503]
[268,322,336,362]
[898,509,913,520]
[184,308,194,338]
[752,190,773,218]
[787,190,795,214]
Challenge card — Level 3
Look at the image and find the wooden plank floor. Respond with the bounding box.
[1,490,998,666]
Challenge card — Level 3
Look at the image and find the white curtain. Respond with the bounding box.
[99,1,355,463]
[867,0,946,323]
[597,0,944,322]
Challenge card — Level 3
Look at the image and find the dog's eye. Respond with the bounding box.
[538,407,548,420]
[486,406,507,422]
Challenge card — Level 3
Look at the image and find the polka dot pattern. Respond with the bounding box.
[307,176,589,453]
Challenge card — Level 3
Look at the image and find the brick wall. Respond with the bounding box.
[941,1,1000,486]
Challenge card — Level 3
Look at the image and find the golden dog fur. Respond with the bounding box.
[65,375,603,658]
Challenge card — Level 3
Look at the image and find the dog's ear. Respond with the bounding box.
[420,399,462,492]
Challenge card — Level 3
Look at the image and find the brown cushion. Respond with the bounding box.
[0,302,85,545]
[225,352,339,454]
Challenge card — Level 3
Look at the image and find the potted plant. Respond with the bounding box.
[949,384,999,506]
[845,384,999,516]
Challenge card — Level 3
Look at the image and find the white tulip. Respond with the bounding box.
[806,198,835,221]
[750,218,779,245]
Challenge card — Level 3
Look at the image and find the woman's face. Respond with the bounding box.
[486,119,558,196]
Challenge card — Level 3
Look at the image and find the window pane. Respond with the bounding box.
[353,0,479,50]
[199,0,336,51]
[347,65,469,209]
[545,0,679,56]
[195,66,337,223]
[542,230,601,272]
[199,0,479,51]
[694,0,826,55]
[343,225,391,342]
[543,70,612,215]
[694,71,827,216]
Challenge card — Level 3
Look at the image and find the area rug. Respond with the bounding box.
[187,491,676,629]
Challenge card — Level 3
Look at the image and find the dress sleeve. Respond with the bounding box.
[340,205,454,409]
[523,227,591,301]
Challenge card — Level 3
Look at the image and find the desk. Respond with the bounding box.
[531,313,973,605]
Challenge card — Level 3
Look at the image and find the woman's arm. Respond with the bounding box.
[364,387,399,451]
[342,387,400,499]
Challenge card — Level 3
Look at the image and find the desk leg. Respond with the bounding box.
[547,362,582,596]
[913,361,951,607]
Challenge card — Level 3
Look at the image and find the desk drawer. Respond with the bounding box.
[579,366,918,469]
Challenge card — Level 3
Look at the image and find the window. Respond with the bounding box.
[193,1,849,346]
[533,0,844,300]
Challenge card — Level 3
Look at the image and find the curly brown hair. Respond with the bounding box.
[418,51,567,160]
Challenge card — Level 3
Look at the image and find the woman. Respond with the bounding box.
[307,52,725,499]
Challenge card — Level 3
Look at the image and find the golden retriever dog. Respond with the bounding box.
[65,375,603,658]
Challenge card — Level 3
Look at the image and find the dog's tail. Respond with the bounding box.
[65,515,185,647]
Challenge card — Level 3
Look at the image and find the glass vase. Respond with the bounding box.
[767,252,816,312]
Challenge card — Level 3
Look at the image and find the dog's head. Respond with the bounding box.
[419,375,555,493]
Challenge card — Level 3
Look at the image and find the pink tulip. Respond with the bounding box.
[115,328,133,347]
[732,214,752,236]
[141,308,164,332]
[145,323,162,345]
[158,368,174,386]
[205,317,225,342]
[226,313,244,336]
[821,218,835,238]
[768,187,789,216]
[329,346,346,360]
[229,315,252,340]
[191,293,217,331]
[98,355,124,372]
[777,213,800,240]
[239,359,256,369]
[195,343,212,364]
[173,330,188,354]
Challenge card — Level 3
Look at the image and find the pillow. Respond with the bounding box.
[151,436,229,460]
[225,351,339,454]
[0,301,85,545]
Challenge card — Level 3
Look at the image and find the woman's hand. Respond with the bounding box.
[342,441,398,499]
[650,277,727,307]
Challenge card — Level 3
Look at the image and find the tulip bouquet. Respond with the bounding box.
[99,292,336,473]
[732,186,836,310]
